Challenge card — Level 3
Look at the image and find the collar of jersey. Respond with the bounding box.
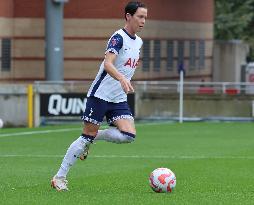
[122,28,136,40]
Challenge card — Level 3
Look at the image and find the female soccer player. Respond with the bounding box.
[51,1,147,191]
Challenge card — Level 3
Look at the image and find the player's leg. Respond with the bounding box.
[54,123,98,177]
[95,101,136,143]
[51,97,105,191]
[96,119,136,143]
[79,122,99,160]
[51,123,97,191]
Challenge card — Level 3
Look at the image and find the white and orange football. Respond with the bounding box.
[149,167,176,193]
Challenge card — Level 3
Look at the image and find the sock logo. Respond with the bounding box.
[89,108,93,116]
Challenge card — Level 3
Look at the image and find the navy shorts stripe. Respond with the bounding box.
[90,70,107,97]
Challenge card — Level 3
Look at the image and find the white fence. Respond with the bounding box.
[31,80,254,95]
[134,81,254,95]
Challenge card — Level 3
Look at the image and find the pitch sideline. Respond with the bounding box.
[0,122,171,138]
[0,128,82,138]
[0,154,253,160]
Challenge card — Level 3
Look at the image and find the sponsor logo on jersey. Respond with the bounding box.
[124,58,139,68]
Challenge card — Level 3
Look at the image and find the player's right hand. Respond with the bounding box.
[119,77,134,94]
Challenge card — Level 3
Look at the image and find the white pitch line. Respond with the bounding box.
[0,128,81,138]
[0,154,253,160]
[0,122,168,138]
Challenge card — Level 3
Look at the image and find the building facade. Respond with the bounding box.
[0,0,214,82]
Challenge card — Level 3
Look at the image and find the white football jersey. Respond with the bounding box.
[87,28,143,103]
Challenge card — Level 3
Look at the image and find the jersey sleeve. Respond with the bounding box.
[105,33,123,55]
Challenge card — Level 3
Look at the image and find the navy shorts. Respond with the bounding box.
[81,97,134,125]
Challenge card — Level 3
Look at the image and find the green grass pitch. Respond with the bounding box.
[0,122,254,205]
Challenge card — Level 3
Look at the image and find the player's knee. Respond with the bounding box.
[83,123,99,137]
[120,131,136,143]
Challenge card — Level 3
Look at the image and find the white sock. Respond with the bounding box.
[95,127,135,144]
[56,136,92,178]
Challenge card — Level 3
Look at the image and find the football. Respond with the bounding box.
[0,118,3,128]
[149,167,176,193]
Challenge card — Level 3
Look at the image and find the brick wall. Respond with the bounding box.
[0,0,214,82]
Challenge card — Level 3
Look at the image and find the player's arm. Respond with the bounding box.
[104,52,134,94]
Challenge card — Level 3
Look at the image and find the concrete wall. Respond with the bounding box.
[0,84,28,126]
[213,40,249,82]
[135,92,254,119]
[0,84,254,127]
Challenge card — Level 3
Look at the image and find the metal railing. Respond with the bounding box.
[134,81,254,95]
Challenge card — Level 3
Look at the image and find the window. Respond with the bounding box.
[142,40,150,71]
[177,41,184,68]
[153,40,161,71]
[1,38,11,71]
[166,40,174,71]
[189,40,196,70]
[198,40,205,69]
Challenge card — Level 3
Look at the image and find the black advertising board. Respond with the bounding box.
[40,93,135,117]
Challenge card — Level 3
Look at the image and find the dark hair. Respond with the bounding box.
[125,1,146,20]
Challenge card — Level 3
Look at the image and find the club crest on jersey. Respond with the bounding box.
[124,58,139,68]
[110,37,119,47]
[111,38,117,46]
